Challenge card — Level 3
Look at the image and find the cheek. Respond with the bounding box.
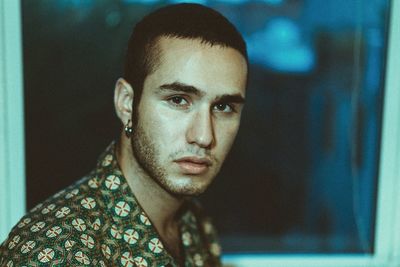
[144,107,189,145]
[215,121,240,155]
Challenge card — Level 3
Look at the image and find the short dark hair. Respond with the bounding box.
[124,3,247,108]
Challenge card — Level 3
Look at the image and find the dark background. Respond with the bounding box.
[22,0,390,253]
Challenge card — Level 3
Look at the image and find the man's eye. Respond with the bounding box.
[214,103,234,113]
[168,96,189,107]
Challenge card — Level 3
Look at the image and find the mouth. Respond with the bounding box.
[173,156,212,175]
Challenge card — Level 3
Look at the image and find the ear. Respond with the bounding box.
[114,78,134,125]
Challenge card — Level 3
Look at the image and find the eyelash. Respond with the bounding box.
[213,103,235,113]
[167,96,190,108]
[166,96,236,113]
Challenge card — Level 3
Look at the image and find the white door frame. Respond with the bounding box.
[0,0,26,243]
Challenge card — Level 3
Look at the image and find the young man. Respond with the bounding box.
[0,3,247,266]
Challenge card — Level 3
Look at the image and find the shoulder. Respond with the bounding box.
[0,173,110,266]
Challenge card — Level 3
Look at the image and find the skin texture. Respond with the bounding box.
[131,37,247,197]
[114,36,247,260]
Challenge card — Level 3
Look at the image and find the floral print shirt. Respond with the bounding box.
[0,142,221,267]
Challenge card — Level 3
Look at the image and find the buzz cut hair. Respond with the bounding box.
[124,3,247,108]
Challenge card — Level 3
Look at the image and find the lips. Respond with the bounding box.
[174,157,212,175]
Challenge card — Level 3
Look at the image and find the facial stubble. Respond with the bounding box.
[130,121,210,197]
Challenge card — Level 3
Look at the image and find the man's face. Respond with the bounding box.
[131,37,247,196]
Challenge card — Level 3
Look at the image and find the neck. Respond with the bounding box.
[116,135,184,235]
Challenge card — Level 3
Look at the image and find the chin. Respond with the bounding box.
[161,177,212,197]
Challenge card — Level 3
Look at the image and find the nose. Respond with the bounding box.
[186,109,214,149]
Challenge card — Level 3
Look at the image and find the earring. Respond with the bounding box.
[124,120,133,138]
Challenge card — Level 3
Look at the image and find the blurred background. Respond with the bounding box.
[22,0,390,254]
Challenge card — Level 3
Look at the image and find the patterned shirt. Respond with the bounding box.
[0,142,222,267]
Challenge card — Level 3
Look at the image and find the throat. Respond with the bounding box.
[159,227,185,265]
[118,134,184,222]
[117,136,186,263]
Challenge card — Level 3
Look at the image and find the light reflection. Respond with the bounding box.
[247,18,315,73]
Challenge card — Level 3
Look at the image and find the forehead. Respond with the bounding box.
[144,37,248,98]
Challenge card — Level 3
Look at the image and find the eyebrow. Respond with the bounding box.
[214,94,246,104]
[158,82,245,104]
[159,82,204,97]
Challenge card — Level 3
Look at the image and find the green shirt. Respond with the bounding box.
[0,142,222,267]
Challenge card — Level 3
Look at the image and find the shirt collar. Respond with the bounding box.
[94,141,217,266]
[95,141,176,266]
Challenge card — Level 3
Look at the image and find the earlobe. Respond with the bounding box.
[114,78,134,124]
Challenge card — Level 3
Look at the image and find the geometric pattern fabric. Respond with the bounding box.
[0,142,222,266]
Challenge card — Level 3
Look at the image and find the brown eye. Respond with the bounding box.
[171,96,184,105]
[216,103,227,111]
[213,103,233,113]
[167,96,189,108]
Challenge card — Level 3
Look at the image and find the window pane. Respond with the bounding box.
[23,0,390,254]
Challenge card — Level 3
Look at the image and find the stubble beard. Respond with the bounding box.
[130,122,208,197]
